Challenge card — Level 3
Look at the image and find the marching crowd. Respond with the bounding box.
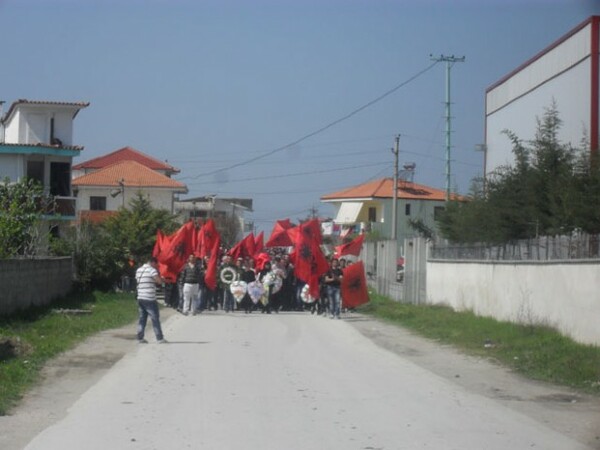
[162,251,348,319]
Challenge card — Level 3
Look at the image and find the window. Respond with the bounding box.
[405,204,411,216]
[368,207,376,222]
[434,206,445,221]
[90,196,107,211]
[27,160,44,185]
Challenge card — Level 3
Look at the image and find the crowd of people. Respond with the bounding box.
[160,249,351,320]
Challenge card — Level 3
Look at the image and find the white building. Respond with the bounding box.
[0,99,89,232]
[321,178,461,248]
[485,16,599,175]
[174,196,253,241]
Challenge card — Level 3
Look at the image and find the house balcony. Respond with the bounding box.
[41,196,77,220]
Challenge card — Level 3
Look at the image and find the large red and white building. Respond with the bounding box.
[485,16,600,175]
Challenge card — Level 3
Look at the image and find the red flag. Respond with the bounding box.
[204,234,221,290]
[286,226,298,244]
[228,233,255,260]
[335,234,365,257]
[254,231,264,255]
[265,219,293,247]
[198,219,219,259]
[341,261,370,308]
[244,232,256,257]
[152,230,166,259]
[293,222,328,298]
[298,218,322,246]
[162,221,195,273]
[158,262,178,283]
[254,252,271,271]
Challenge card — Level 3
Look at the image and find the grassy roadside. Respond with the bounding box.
[358,293,600,395]
[0,291,138,415]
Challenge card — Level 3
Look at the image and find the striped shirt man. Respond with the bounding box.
[136,259,162,301]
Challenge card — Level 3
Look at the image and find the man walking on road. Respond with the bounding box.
[135,257,167,343]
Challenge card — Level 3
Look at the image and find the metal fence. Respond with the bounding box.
[430,233,600,261]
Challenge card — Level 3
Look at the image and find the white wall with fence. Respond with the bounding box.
[363,235,600,346]
[425,258,600,346]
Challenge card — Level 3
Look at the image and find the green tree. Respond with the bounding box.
[51,192,181,290]
[0,178,51,258]
[52,220,123,291]
[438,104,600,243]
[101,192,180,274]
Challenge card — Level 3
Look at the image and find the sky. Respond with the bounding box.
[1,0,599,234]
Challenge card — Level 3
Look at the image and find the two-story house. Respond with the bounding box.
[0,99,89,236]
[72,146,187,222]
[321,177,461,248]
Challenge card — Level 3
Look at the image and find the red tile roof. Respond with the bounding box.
[72,146,180,173]
[72,160,188,191]
[321,178,462,201]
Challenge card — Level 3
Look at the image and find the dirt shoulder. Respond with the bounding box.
[346,314,600,450]
[1,310,599,450]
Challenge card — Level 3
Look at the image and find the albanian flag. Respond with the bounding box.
[292,222,328,298]
[298,218,322,245]
[265,219,293,247]
[228,232,255,260]
[197,219,219,258]
[152,229,166,259]
[204,234,221,291]
[335,234,364,258]
[341,261,370,308]
[254,231,264,255]
[161,221,195,272]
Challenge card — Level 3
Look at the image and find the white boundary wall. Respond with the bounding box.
[426,260,600,346]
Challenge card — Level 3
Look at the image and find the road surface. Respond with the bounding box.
[2,309,599,449]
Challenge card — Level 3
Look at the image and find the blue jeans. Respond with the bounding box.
[137,300,164,341]
[327,286,341,317]
[223,288,235,312]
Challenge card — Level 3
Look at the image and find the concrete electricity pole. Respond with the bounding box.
[431,54,465,201]
[391,135,400,240]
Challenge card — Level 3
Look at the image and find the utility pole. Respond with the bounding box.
[391,135,400,240]
[431,54,465,201]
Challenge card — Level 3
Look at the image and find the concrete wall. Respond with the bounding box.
[0,257,73,315]
[77,187,174,212]
[426,259,600,346]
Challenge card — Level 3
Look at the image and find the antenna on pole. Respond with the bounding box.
[430,54,465,201]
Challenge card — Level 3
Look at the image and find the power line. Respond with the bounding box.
[185,61,439,180]
[184,161,389,186]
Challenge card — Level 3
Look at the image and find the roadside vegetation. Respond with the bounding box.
[359,293,600,395]
[438,103,600,243]
[0,291,137,415]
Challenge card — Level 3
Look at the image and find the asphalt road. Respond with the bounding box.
[5,309,600,450]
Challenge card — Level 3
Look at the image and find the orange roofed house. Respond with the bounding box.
[72,146,187,222]
[321,178,460,244]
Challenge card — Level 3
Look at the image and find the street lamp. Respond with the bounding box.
[110,178,125,208]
